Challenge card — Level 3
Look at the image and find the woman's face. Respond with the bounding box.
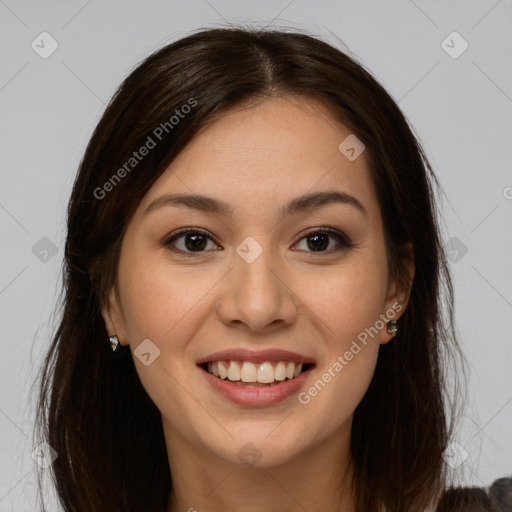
[103,95,410,468]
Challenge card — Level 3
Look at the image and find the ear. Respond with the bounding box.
[380,241,415,345]
[101,286,129,347]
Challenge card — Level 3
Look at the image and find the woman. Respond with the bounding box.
[34,26,473,511]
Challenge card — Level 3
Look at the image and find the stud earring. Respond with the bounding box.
[109,335,120,352]
[387,320,398,335]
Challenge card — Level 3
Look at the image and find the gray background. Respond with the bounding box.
[1,0,511,509]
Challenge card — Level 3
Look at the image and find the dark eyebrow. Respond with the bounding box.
[282,190,367,217]
[144,190,367,217]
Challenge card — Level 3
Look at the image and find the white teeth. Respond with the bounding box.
[218,361,228,379]
[205,360,309,384]
[257,362,275,383]
[275,361,287,381]
[286,362,295,379]
[227,361,241,381]
[241,362,257,382]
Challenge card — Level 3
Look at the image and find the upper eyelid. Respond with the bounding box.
[164,227,215,243]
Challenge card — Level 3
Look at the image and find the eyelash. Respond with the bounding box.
[162,226,355,257]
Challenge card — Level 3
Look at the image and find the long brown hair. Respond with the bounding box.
[33,26,466,511]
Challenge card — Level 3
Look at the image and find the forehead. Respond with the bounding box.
[137,95,379,222]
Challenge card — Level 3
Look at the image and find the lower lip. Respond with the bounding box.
[199,365,314,407]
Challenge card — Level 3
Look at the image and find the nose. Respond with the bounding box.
[215,245,298,334]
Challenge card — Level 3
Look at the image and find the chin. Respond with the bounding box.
[203,427,309,469]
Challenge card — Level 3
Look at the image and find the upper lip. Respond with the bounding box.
[197,348,315,365]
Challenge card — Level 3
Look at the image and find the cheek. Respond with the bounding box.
[304,253,388,342]
[294,250,387,415]
[117,246,210,345]
[293,272,385,442]
[116,249,217,419]
[297,344,379,448]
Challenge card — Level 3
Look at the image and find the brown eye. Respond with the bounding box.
[163,227,354,257]
[164,229,219,255]
[294,228,354,254]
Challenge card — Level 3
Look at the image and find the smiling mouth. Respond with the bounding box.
[199,360,315,387]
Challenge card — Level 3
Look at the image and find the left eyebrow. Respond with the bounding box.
[143,190,368,217]
[281,190,367,217]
